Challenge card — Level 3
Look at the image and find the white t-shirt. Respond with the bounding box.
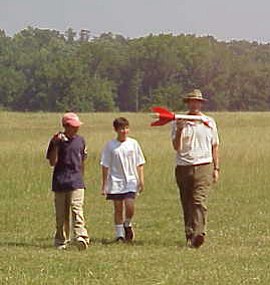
[100,137,146,194]
[171,115,219,166]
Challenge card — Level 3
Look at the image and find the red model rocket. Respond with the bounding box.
[150,106,209,126]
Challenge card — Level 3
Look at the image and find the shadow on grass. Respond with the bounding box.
[90,237,186,248]
[0,239,53,249]
[0,237,187,249]
[0,236,56,249]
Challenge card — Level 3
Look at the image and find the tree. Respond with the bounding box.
[2,28,270,112]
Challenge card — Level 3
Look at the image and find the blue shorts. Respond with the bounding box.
[106,192,136,200]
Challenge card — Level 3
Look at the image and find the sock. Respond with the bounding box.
[115,224,125,238]
[124,219,132,228]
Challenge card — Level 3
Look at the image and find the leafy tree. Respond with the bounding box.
[2,27,270,112]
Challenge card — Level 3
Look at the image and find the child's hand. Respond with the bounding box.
[52,132,68,145]
[101,186,107,196]
[51,133,61,145]
[138,182,144,193]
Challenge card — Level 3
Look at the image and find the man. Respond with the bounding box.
[46,112,89,250]
[171,89,219,248]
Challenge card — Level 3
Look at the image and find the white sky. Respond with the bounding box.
[1,0,270,42]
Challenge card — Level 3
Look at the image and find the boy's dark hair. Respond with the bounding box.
[113,117,129,130]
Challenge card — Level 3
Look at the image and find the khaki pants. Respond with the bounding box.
[175,164,212,239]
[54,189,89,246]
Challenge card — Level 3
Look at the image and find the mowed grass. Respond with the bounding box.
[0,111,270,284]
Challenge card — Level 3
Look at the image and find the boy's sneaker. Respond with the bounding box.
[124,226,134,242]
[75,236,88,251]
[115,236,125,243]
[55,244,67,250]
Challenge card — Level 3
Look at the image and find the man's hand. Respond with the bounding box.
[172,119,186,151]
[213,169,219,183]
[176,119,186,133]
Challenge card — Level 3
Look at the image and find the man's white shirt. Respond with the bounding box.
[171,115,219,166]
[101,137,146,194]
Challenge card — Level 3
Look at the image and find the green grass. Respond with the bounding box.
[1,111,270,284]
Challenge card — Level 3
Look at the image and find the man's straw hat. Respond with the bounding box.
[183,89,207,103]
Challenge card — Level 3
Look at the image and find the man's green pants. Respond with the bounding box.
[175,163,213,239]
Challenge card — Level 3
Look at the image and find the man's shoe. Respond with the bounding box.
[192,234,205,248]
[75,236,88,251]
[124,226,134,242]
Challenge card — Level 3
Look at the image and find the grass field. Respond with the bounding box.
[1,111,270,284]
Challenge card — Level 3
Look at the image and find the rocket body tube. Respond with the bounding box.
[150,106,208,126]
[174,114,205,121]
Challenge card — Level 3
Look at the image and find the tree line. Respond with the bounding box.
[1,27,270,112]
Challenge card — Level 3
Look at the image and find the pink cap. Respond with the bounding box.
[62,112,83,127]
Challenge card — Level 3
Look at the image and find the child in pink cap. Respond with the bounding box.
[46,112,89,250]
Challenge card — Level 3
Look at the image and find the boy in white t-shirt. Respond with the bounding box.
[100,117,146,242]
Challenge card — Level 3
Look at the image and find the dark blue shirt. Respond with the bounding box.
[46,135,87,192]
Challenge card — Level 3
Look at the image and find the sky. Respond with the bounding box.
[1,0,270,43]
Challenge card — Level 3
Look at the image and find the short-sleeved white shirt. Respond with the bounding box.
[100,137,146,194]
[171,115,219,166]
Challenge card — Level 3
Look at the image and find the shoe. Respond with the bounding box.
[55,244,67,250]
[186,234,193,248]
[124,226,134,242]
[192,234,205,248]
[75,236,88,251]
[115,236,125,243]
